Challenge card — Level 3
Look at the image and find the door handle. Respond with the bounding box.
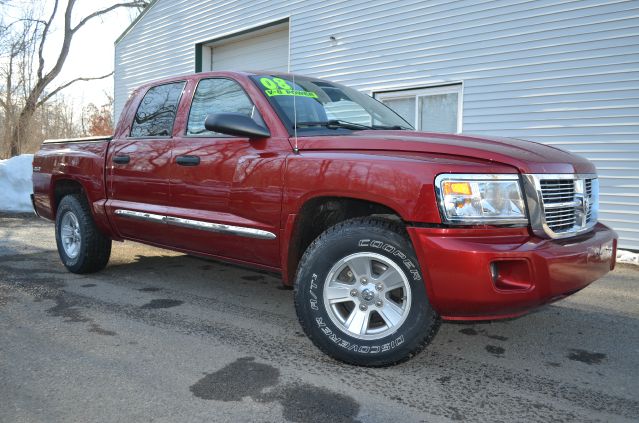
[176,155,200,166]
[112,154,130,164]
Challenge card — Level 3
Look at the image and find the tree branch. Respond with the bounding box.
[37,0,59,80]
[31,0,146,108]
[36,72,114,107]
[72,1,149,33]
[0,18,48,30]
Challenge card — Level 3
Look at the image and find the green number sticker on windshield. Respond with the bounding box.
[260,77,292,90]
[265,89,319,98]
[260,77,278,90]
[260,77,318,98]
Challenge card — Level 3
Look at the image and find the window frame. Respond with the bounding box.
[128,80,187,139]
[183,76,263,139]
[373,83,463,133]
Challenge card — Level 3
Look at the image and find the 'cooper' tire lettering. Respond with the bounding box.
[358,239,370,247]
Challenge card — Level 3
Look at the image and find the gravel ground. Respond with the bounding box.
[1,214,638,423]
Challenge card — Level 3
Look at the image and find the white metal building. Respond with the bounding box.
[114,0,639,250]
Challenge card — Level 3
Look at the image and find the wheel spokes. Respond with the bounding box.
[377,299,404,328]
[345,256,370,280]
[378,267,405,290]
[323,252,412,340]
[325,282,354,304]
[345,308,370,336]
[61,226,73,238]
[60,212,82,258]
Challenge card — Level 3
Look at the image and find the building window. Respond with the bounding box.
[374,84,463,133]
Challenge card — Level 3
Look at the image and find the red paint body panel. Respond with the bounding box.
[105,137,173,245]
[408,223,617,320]
[282,150,516,224]
[296,131,596,175]
[167,77,289,266]
[32,71,618,322]
[32,140,115,237]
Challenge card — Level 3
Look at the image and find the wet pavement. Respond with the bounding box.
[1,214,638,422]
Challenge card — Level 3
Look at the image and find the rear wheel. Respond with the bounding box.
[55,194,111,274]
[294,217,440,366]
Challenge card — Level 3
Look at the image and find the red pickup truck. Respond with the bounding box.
[32,71,617,366]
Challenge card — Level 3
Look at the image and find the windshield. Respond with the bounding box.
[250,75,413,135]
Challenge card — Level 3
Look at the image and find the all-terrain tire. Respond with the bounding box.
[55,194,111,274]
[294,217,440,366]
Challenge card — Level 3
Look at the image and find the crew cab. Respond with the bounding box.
[32,71,618,366]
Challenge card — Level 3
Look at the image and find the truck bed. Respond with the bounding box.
[32,136,112,223]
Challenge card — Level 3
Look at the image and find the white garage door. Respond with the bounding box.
[208,25,289,72]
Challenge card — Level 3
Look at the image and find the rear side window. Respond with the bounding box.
[187,78,262,136]
[130,82,185,137]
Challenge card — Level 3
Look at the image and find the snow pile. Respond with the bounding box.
[617,249,639,266]
[0,154,34,213]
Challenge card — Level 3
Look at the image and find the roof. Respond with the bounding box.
[130,70,320,90]
[115,0,160,45]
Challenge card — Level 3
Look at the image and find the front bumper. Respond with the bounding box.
[407,223,617,321]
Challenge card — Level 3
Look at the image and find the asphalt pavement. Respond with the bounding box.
[1,214,638,423]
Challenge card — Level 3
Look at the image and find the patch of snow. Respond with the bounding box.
[0,154,34,213]
[617,249,639,266]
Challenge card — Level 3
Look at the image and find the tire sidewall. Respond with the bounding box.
[295,222,436,365]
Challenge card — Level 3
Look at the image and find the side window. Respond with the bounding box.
[187,78,262,136]
[130,82,185,137]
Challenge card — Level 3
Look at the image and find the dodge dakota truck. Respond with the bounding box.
[32,71,617,366]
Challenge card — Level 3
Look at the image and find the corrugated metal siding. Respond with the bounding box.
[209,26,289,72]
[115,0,639,250]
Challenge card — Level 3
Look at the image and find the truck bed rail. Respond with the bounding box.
[43,135,112,144]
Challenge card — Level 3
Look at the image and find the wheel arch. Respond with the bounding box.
[281,195,405,286]
[49,176,116,239]
[51,178,86,217]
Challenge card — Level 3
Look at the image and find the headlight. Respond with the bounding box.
[435,174,528,225]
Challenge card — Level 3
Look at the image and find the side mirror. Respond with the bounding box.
[204,113,270,139]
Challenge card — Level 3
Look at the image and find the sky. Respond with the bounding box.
[3,0,140,113]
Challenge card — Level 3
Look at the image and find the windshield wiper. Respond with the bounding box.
[296,120,411,130]
[296,119,373,130]
[371,124,411,130]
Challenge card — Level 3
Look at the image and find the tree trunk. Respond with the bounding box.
[10,102,36,157]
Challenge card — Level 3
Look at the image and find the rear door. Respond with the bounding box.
[106,81,185,245]
[167,77,287,267]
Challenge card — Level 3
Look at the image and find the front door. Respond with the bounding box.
[106,81,185,246]
[167,77,287,268]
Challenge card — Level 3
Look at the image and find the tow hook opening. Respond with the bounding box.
[490,259,533,291]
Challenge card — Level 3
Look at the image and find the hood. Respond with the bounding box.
[296,131,595,175]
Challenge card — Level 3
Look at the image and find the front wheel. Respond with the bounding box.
[294,217,440,366]
[55,194,112,274]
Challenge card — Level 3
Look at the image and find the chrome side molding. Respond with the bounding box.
[113,209,276,240]
[114,209,165,223]
[163,216,277,239]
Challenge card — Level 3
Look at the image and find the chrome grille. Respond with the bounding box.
[544,205,576,232]
[523,174,599,239]
[585,179,593,222]
[540,179,575,204]
[539,179,577,232]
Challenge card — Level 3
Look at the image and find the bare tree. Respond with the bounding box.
[81,92,114,136]
[0,0,149,157]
